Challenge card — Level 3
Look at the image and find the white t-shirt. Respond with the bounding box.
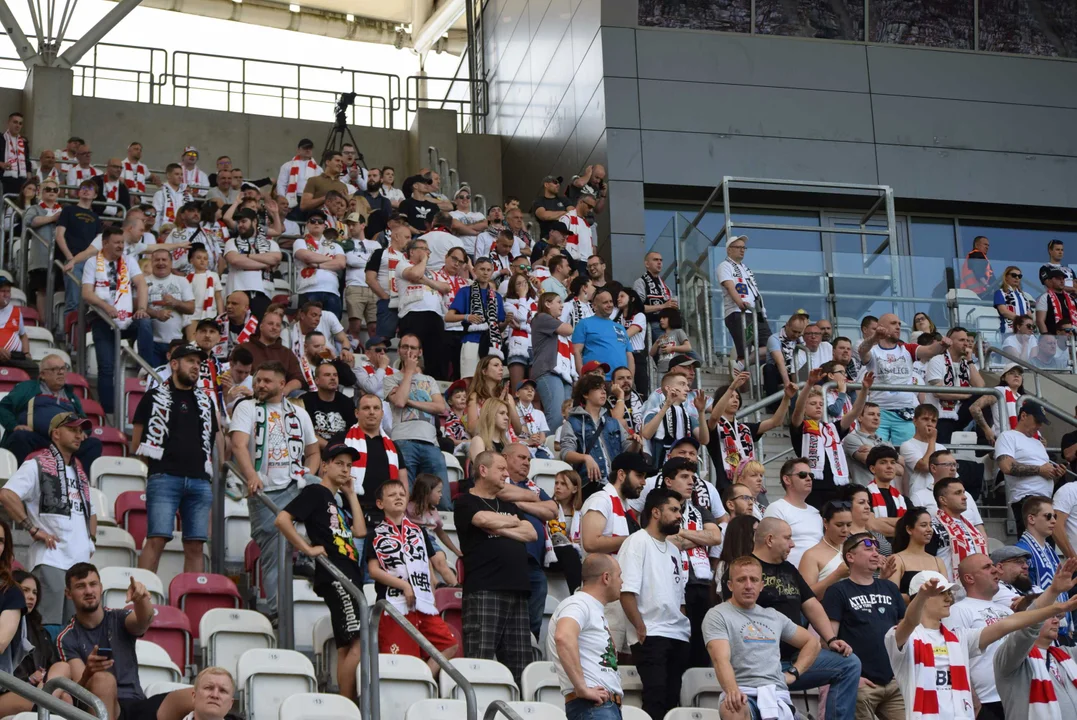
[145,273,194,344]
[395,260,445,317]
[995,429,1052,504]
[420,230,463,273]
[5,458,97,571]
[924,353,974,420]
[762,498,822,569]
[89,234,150,264]
[573,484,631,556]
[546,592,623,695]
[623,312,646,352]
[81,254,144,305]
[229,400,317,491]
[1053,482,1077,552]
[450,210,484,227]
[885,625,982,719]
[716,259,759,318]
[900,438,945,504]
[345,238,382,287]
[948,597,1011,704]
[224,237,281,295]
[295,237,344,295]
[803,342,833,370]
[618,529,690,643]
[863,342,919,410]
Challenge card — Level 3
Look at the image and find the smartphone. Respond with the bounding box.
[97,647,113,659]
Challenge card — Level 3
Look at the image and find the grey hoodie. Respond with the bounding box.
[994,621,1077,720]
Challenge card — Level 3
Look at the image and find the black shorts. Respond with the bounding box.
[316,580,363,649]
[119,693,167,720]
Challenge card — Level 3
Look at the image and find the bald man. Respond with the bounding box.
[857,313,950,446]
[212,291,258,362]
[91,157,132,216]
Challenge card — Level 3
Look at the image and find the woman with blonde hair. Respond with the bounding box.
[549,470,584,591]
[994,264,1035,334]
[732,459,767,517]
[465,354,522,436]
[467,397,514,463]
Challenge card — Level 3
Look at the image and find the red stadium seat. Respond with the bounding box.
[21,307,38,327]
[245,541,264,599]
[65,311,79,349]
[65,372,89,399]
[0,367,30,392]
[81,398,106,428]
[435,587,463,644]
[92,426,129,457]
[456,558,464,586]
[143,604,193,670]
[169,573,242,640]
[450,481,460,502]
[115,491,148,549]
[124,378,149,427]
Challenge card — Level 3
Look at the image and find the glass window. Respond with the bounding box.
[908,217,957,300]
[755,0,865,40]
[979,0,1060,56]
[870,0,974,49]
[637,0,750,32]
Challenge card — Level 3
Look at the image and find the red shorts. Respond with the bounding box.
[379,610,458,659]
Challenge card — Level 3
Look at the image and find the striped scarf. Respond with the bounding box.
[343,426,399,496]
[937,510,988,581]
[36,167,59,185]
[121,160,148,193]
[284,156,319,206]
[1046,290,1077,331]
[37,201,61,217]
[1020,531,1071,636]
[801,419,848,485]
[28,445,90,519]
[716,416,754,475]
[186,272,216,317]
[910,625,975,719]
[159,184,190,225]
[868,481,906,518]
[561,211,592,261]
[1028,645,1077,720]
[3,132,25,177]
[998,287,1031,333]
[69,166,98,184]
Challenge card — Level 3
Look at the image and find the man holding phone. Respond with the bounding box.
[58,563,196,720]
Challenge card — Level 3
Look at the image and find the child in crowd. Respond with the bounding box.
[184,243,223,338]
[651,307,691,375]
[407,472,463,571]
[439,380,470,457]
[515,379,552,459]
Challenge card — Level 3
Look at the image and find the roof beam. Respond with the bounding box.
[411,0,462,56]
[0,0,42,67]
[56,0,143,68]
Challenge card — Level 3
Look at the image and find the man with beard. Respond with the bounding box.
[224,208,281,319]
[993,546,1042,610]
[619,487,690,720]
[131,344,219,575]
[240,305,303,396]
[301,362,355,450]
[213,291,258,362]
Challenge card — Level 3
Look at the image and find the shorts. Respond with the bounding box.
[119,693,168,720]
[379,610,457,658]
[34,564,75,627]
[507,351,532,368]
[146,474,213,541]
[317,580,363,648]
[746,697,795,720]
[345,285,378,324]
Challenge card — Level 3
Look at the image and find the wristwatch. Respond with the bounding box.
[787,667,800,682]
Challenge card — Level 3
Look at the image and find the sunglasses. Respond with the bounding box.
[368,347,386,353]
[857,538,878,550]
[1041,512,1057,521]
[1009,273,1023,279]
[789,471,812,479]
[307,219,325,225]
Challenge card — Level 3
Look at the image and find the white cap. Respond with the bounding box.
[909,570,957,596]
[1001,362,1023,376]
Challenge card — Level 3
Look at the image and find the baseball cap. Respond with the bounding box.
[183,145,198,156]
[322,443,360,462]
[0,271,13,287]
[669,354,700,368]
[446,379,468,397]
[171,344,209,361]
[297,138,314,149]
[344,212,367,225]
[516,379,537,391]
[195,318,220,333]
[670,436,700,451]
[792,309,811,320]
[1019,403,1051,425]
[1046,267,1067,280]
[908,570,957,596]
[1000,362,1023,377]
[990,546,1031,564]
[580,360,610,375]
[611,452,650,477]
[306,211,328,224]
[49,412,91,434]
[365,336,389,349]
[542,175,562,185]
[239,181,261,193]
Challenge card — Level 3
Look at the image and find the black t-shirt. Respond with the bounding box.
[686,503,716,585]
[399,198,439,232]
[283,483,364,588]
[876,485,912,523]
[363,518,438,601]
[301,391,355,442]
[351,433,391,522]
[707,420,762,492]
[57,204,101,256]
[132,386,219,480]
[822,577,905,684]
[529,195,569,239]
[59,608,142,701]
[721,555,815,660]
[453,492,531,594]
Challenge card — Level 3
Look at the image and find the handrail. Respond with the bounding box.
[818,382,1008,428]
[735,388,788,420]
[1,193,21,271]
[84,303,127,425]
[0,671,104,720]
[1016,395,1077,431]
[484,700,525,720]
[369,598,479,720]
[763,446,795,467]
[986,343,1077,395]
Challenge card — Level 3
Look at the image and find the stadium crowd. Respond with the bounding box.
[1,111,1077,720]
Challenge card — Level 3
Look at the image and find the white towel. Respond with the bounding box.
[721,685,794,720]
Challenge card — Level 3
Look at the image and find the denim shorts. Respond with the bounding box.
[507,350,532,367]
[146,474,214,541]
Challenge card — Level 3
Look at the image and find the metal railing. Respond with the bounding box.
[819,381,1008,427]
[406,75,488,134]
[984,341,1077,396]
[0,672,106,720]
[485,701,524,720]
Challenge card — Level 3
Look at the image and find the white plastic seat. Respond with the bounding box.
[404,699,468,720]
[91,457,147,501]
[444,452,463,487]
[224,497,250,564]
[278,693,361,720]
[621,707,650,720]
[144,681,192,696]
[619,666,643,708]
[237,648,316,720]
[0,448,17,482]
[521,661,562,707]
[538,595,560,650]
[529,459,571,498]
[949,431,981,461]
[156,532,211,591]
[10,287,26,307]
[136,639,182,689]
[200,608,276,678]
[313,615,337,691]
[663,710,722,720]
[440,658,518,714]
[509,702,567,720]
[546,573,570,604]
[93,526,137,568]
[293,579,330,653]
[680,667,722,709]
[99,567,165,608]
[41,348,72,370]
[90,487,115,526]
[24,326,55,358]
[368,653,439,720]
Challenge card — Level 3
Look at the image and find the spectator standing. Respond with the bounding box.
[764,312,809,398]
[298,150,348,216]
[400,174,440,233]
[561,375,639,486]
[449,188,487,237]
[288,301,353,369]
[179,146,209,195]
[995,266,1036,335]
[863,445,906,537]
[822,533,906,720]
[560,193,597,274]
[573,288,632,381]
[294,212,346,317]
[996,405,1063,533]
[707,373,792,492]
[960,235,994,298]
[213,291,257,362]
[531,175,569,239]
[397,237,451,380]
[619,487,690,720]
[240,305,304,395]
[969,362,1026,446]
[1039,239,1076,292]
[1054,475,1077,559]
[0,413,95,633]
[276,138,320,211]
[223,208,281,319]
[344,392,404,523]
[385,334,448,501]
[89,158,131,218]
[64,144,98,190]
[131,344,218,574]
[342,212,381,341]
[445,257,506,377]
[24,179,63,320]
[230,361,319,618]
[650,308,691,375]
[586,256,608,289]
[378,166,405,208]
[454,451,536,685]
[1036,267,1077,335]
[541,254,571,301]
[1016,495,1072,643]
[34,149,59,185]
[119,142,152,199]
[801,324,833,370]
[763,459,824,569]
[931,478,988,582]
[275,443,366,699]
[642,370,707,467]
[145,250,196,364]
[301,363,355,448]
[843,402,903,487]
[530,292,577,432]
[567,165,608,211]
[900,404,946,507]
[0,112,27,196]
[57,180,102,315]
[151,164,191,231]
[716,236,770,371]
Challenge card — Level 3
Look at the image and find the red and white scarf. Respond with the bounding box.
[3,131,26,178]
[213,310,257,360]
[505,298,536,358]
[716,416,755,475]
[938,353,971,418]
[867,481,906,518]
[1027,645,1077,720]
[37,201,61,218]
[909,625,975,719]
[36,167,59,185]
[186,272,217,317]
[343,426,399,496]
[1046,290,1077,330]
[68,165,98,184]
[159,184,190,225]
[182,166,208,192]
[560,210,593,261]
[554,335,576,385]
[122,160,148,194]
[284,156,319,206]
[936,510,987,581]
[102,180,120,209]
[371,516,438,615]
[55,149,75,174]
[801,419,848,485]
[289,321,319,392]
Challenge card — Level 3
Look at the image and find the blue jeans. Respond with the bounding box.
[64,261,85,314]
[146,474,214,541]
[565,700,621,720]
[528,560,547,639]
[247,482,302,617]
[376,298,399,340]
[151,342,170,367]
[92,317,154,414]
[783,648,861,720]
[877,409,915,446]
[535,373,572,433]
[397,439,450,510]
[299,291,342,320]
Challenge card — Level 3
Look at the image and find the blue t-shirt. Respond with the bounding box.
[449,286,506,344]
[572,316,630,379]
[513,479,552,563]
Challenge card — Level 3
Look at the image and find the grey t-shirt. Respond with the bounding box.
[58,608,144,701]
[383,370,440,444]
[702,601,797,688]
[654,329,688,374]
[530,313,563,381]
